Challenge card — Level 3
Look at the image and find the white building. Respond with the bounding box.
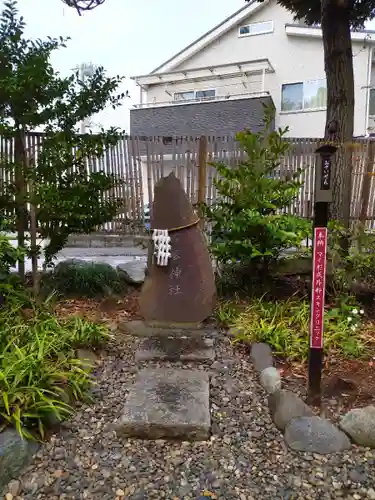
[130,0,375,138]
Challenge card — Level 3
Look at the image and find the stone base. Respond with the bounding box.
[119,320,217,338]
[116,368,210,441]
[135,336,215,362]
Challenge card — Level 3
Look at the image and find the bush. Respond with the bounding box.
[204,106,311,281]
[0,234,24,280]
[225,295,371,361]
[0,286,110,439]
[44,260,126,298]
[325,221,375,296]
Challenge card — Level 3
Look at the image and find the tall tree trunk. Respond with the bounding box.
[321,0,354,230]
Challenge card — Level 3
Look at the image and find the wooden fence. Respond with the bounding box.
[1,133,375,234]
[0,132,145,234]
[141,136,375,229]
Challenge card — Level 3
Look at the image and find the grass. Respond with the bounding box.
[0,284,111,440]
[216,295,373,362]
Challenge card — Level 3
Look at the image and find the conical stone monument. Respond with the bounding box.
[117,173,215,442]
[139,172,216,326]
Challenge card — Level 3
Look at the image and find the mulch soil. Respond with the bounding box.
[54,290,143,324]
[277,355,375,420]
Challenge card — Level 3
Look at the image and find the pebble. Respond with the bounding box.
[9,333,375,499]
[7,480,21,497]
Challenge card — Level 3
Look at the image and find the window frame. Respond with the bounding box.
[173,89,216,102]
[281,79,327,113]
[173,91,195,102]
[238,20,274,37]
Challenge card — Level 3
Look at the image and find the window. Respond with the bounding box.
[281,79,327,112]
[174,91,195,101]
[196,89,215,100]
[239,21,274,37]
[369,89,375,116]
[281,83,303,112]
[174,89,216,101]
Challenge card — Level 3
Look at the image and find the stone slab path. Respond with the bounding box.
[117,368,210,441]
[135,336,215,362]
[118,323,213,441]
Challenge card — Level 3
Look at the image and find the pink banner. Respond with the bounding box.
[310,227,328,349]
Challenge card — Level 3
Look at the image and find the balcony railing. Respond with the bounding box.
[133,91,270,109]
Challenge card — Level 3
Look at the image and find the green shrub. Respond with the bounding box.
[204,106,311,281]
[227,295,370,361]
[0,286,110,439]
[44,260,125,298]
[0,234,24,280]
[324,221,375,295]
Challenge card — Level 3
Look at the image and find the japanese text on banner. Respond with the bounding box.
[310,228,328,349]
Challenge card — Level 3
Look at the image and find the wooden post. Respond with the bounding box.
[360,139,374,223]
[18,132,40,295]
[14,130,27,282]
[308,143,337,405]
[198,136,207,229]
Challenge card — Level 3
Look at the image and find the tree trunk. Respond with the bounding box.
[321,0,354,229]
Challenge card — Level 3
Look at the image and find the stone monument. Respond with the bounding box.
[139,172,216,326]
[116,173,215,442]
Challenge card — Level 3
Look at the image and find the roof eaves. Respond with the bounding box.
[151,0,259,74]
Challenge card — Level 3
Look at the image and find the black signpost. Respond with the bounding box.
[308,143,337,405]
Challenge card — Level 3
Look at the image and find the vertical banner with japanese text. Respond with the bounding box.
[310,227,328,349]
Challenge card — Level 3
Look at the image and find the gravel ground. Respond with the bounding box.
[13,332,375,500]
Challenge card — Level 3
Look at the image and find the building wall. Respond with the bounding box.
[143,0,372,137]
[130,95,274,137]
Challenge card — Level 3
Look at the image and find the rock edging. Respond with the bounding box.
[0,430,39,495]
[248,342,358,454]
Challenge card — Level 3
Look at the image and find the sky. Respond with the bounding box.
[15,0,245,132]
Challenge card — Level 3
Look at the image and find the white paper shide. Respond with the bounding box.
[152,229,172,266]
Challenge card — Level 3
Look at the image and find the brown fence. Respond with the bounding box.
[1,133,375,234]
[0,132,146,234]
[142,136,375,229]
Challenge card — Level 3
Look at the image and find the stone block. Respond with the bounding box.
[268,390,313,430]
[116,368,210,441]
[284,416,351,454]
[0,429,38,492]
[135,336,215,362]
[117,261,146,286]
[339,405,375,448]
[76,348,98,368]
[250,343,273,372]
[259,367,282,394]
